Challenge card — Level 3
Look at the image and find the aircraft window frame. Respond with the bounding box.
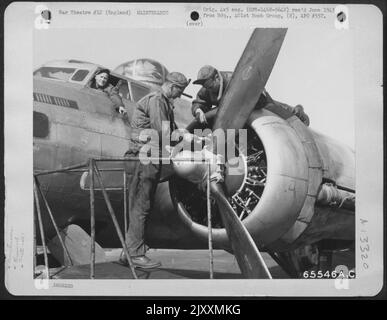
[87,70,131,101]
[129,81,150,102]
[87,69,118,88]
[70,69,90,82]
[84,70,132,117]
[33,111,49,138]
[33,67,77,82]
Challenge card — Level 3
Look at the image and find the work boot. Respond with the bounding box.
[119,255,161,269]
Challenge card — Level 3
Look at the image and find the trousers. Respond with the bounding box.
[124,150,160,257]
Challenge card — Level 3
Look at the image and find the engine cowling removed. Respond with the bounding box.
[170,127,266,229]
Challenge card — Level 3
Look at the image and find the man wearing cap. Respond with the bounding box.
[120,72,190,269]
[90,68,127,115]
[191,65,232,124]
[192,65,309,126]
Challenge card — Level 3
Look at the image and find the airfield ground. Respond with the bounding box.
[42,248,353,279]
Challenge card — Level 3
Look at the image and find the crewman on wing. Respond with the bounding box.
[191,65,310,126]
[90,68,127,115]
[121,72,191,269]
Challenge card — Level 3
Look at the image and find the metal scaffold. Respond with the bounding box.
[33,157,214,280]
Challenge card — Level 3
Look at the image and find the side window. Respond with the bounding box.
[33,67,76,81]
[130,82,150,102]
[88,72,130,100]
[71,69,89,82]
[88,69,115,90]
[33,111,49,138]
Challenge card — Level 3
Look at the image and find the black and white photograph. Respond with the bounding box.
[3,2,383,297]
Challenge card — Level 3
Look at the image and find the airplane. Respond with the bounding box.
[33,28,355,279]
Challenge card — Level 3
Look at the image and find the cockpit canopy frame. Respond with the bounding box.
[33,60,152,103]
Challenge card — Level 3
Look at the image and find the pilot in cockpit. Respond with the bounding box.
[90,68,127,115]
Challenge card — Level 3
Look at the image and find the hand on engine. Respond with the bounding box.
[165,145,174,155]
[182,133,194,144]
[118,106,127,115]
[184,133,212,147]
[195,109,207,124]
[293,104,304,117]
[293,104,310,126]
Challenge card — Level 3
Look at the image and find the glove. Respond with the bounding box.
[181,132,193,144]
[165,145,174,155]
[117,106,127,115]
[184,133,212,145]
[293,105,310,126]
[195,109,207,124]
[293,104,304,116]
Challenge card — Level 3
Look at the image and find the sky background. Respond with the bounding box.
[34,26,355,147]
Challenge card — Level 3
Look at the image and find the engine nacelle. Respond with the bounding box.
[170,108,355,252]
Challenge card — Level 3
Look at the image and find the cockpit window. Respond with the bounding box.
[34,67,76,81]
[71,69,89,82]
[116,79,131,100]
[130,82,150,102]
[88,72,130,100]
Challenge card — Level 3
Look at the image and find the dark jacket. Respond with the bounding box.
[191,70,309,126]
[191,71,233,116]
[191,71,269,116]
[91,83,124,111]
[129,90,177,153]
